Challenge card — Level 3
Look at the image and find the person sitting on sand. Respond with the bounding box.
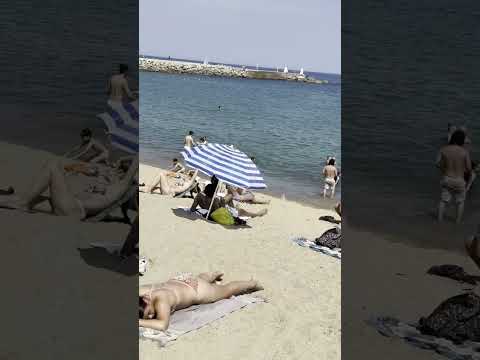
[168,158,186,174]
[64,128,109,164]
[139,271,263,331]
[0,157,138,220]
[197,136,208,145]
[184,130,196,148]
[144,169,199,196]
[190,183,268,218]
[436,129,472,224]
[323,158,338,198]
[226,184,270,204]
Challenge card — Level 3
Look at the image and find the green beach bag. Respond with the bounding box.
[210,207,235,226]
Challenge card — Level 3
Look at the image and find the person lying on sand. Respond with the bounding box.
[0,157,138,220]
[226,184,270,204]
[139,272,263,331]
[191,183,268,218]
[144,169,199,196]
[64,128,109,164]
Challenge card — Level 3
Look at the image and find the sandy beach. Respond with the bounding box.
[0,142,137,359]
[344,224,480,359]
[139,163,341,360]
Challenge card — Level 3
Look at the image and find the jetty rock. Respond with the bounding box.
[139,57,328,84]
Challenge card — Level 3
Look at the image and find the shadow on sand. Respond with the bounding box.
[171,208,252,229]
[77,247,138,276]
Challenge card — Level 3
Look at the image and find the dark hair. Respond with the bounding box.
[139,297,145,319]
[119,63,129,74]
[80,128,92,137]
[173,158,178,162]
[211,175,219,188]
[328,158,336,166]
[449,130,465,146]
[204,183,216,198]
[189,130,194,135]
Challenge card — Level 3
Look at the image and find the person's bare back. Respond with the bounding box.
[438,145,471,180]
[323,164,338,180]
[108,73,133,102]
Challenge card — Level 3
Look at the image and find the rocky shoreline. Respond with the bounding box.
[139,57,328,84]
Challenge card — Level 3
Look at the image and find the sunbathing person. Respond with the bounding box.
[226,185,270,204]
[144,169,199,196]
[139,272,263,331]
[64,128,109,164]
[0,157,138,220]
[167,158,186,175]
[190,183,267,218]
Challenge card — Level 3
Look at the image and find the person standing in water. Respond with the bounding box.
[436,129,472,224]
[184,131,196,148]
[107,63,136,103]
[323,158,339,198]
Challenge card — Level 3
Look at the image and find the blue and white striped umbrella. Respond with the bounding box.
[97,99,139,154]
[181,143,266,189]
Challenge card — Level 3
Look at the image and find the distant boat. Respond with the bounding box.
[283,66,288,73]
[203,58,208,65]
[300,68,304,75]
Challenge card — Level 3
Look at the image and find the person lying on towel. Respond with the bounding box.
[139,272,263,331]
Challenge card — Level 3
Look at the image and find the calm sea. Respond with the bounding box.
[140,70,341,207]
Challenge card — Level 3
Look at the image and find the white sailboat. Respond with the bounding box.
[283,66,288,73]
[203,58,208,65]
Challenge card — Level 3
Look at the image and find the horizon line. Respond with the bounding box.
[139,52,341,76]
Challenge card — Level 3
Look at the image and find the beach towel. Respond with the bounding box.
[139,294,265,347]
[176,207,249,222]
[368,316,480,359]
[291,237,341,260]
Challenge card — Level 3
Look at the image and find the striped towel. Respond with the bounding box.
[97,99,138,154]
[291,237,341,260]
[367,316,480,359]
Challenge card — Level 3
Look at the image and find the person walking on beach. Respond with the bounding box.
[184,131,196,148]
[436,129,472,224]
[323,158,339,198]
[107,63,136,103]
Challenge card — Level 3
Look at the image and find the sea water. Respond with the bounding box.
[140,70,341,207]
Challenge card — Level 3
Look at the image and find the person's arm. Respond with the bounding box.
[190,194,200,212]
[435,151,443,170]
[466,151,473,174]
[89,140,110,163]
[139,302,171,331]
[322,166,327,177]
[106,78,112,95]
[122,78,135,99]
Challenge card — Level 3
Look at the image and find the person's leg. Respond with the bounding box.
[438,187,450,222]
[237,207,268,218]
[197,278,263,303]
[456,202,465,224]
[197,271,224,283]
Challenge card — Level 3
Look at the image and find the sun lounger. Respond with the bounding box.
[84,185,137,223]
[367,316,480,360]
[139,294,265,347]
[291,237,341,260]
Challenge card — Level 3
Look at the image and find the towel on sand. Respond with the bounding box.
[139,294,265,347]
[176,207,249,221]
[291,237,341,259]
[367,316,480,360]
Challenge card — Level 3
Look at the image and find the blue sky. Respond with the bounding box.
[140,0,340,74]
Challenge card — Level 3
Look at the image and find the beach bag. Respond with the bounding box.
[418,293,480,343]
[210,207,235,226]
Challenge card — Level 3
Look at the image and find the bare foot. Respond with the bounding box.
[251,280,264,292]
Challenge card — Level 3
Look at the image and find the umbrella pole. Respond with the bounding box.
[206,180,222,220]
